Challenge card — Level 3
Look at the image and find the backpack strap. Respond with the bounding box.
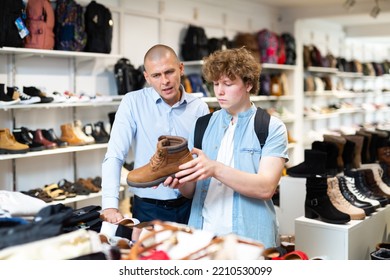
[194,108,270,150]
[254,107,270,149]
[194,112,213,149]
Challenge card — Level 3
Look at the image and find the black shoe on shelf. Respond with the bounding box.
[13,127,45,152]
[42,128,68,148]
[23,86,54,103]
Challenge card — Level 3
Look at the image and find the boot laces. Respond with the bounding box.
[150,149,164,169]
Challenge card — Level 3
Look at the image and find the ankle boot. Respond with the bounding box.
[343,135,364,169]
[74,120,95,145]
[323,134,346,172]
[379,162,390,186]
[60,123,86,146]
[0,128,30,154]
[359,168,390,199]
[311,141,339,176]
[13,127,45,152]
[42,128,68,148]
[337,175,376,216]
[305,177,351,224]
[377,146,390,166]
[361,163,390,196]
[286,149,327,178]
[0,84,19,105]
[344,169,388,207]
[327,177,366,220]
[127,135,193,188]
[33,129,58,149]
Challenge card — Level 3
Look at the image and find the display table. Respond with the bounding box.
[295,205,390,260]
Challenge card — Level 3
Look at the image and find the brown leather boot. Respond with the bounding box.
[343,135,364,169]
[0,128,29,154]
[127,135,193,188]
[60,123,86,146]
[323,134,346,172]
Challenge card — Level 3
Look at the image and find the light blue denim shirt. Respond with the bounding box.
[187,105,289,248]
[101,86,209,210]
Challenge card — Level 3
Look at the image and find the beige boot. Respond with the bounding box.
[60,123,86,146]
[0,128,29,154]
[127,135,193,188]
[73,120,95,145]
[327,176,366,220]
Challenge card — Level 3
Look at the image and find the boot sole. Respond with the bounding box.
[127,174,174,188]
[0,148,29,154]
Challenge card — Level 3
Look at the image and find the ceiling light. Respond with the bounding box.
[343,0,356,10]
[370,0,380,18]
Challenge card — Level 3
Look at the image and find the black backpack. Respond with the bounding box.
[0,0,26,48]
[114,58,145,95]
[194,107,270,149]
[84,1,113,53]
[181,25,209,61]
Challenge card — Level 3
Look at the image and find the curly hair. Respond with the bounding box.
[202,47,261,95]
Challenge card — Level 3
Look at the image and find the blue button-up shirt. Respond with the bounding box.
[102,86,209,210]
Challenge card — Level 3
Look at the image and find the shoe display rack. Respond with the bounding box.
[0,46,122,208]
[183,60,301,165]
[280,176,390,259]
[303,66,390,147]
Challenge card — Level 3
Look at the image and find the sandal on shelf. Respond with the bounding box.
[43,183,67,201]
[21,188,53,203]
[72,181,92,195]
[57,178,77,198]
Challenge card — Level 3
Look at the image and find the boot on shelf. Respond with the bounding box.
[0,128,30,154]
[337,175,376,216]
[305,177,351,224]
[356,130,372,164]
[323,134,346,173]
[360,163,390,194]
[341,139,356,172]
[286,149,327,178]
[343,135,364,169]
[327,176,366,220]
[311,141,339,176]
[344,169,389,208]
[60,123,86,146]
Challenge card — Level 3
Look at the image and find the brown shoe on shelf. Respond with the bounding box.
[76,178,100,193]
[127,135,193,188]
[0,128,30,154]
[33,129,58,149]
[60,123,86,146]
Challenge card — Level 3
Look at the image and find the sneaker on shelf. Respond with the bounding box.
[45,91,67,103]
[18,89,41,105]
[23,86,54,103]
[0,84,20,106]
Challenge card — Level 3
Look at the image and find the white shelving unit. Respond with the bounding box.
[0,47,122,207]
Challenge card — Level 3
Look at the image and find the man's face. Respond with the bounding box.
[143,53,184,106]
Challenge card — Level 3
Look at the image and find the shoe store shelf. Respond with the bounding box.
[46,186,124,207]
[0,46,122,60]
[295,205,390,260]
[0,100,122,111]
[0,143,108,161]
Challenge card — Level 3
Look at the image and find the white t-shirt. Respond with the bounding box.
[202,120,235,235]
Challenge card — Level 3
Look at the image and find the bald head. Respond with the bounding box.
[144,44,180,67]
